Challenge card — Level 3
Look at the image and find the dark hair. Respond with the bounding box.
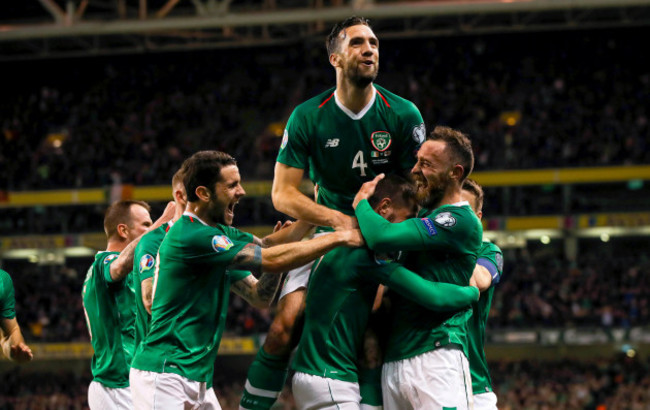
[326,16,371,56]
[462,178,484,214]
[104,200,151,240]
[182,151,237,202]
[428,126,474,182]
[368,174,417,212]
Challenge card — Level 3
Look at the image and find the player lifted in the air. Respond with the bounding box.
[241,15,425,410]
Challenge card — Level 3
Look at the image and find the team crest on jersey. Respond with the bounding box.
[412,123,426,145]
[280,129,289,150]
[103,254,118,264]
[420,218,437,236]
[434,212,456,227]
[371,131,392,152]
[139,254,155,272]
[374,251,402,265]
[212,235,234,252]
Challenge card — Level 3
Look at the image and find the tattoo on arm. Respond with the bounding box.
[231,276,257,304]
[230,244,262,274]
[256,273,281,304]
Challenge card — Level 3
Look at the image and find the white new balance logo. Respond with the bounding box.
[325,138,340,148]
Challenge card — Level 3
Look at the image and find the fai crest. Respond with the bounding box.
[434,212,456,227]
[139,254,155,272]
[371,131,392,152]
[212,235,234,252]
[412,123,426,145]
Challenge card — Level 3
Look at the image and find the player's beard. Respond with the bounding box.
[414,173,449,210]
[346,61,378,88]
[207,194,228,226]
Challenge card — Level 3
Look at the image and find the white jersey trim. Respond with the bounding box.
[451,200,471,207]
[183,211,209,226]
[244,380,280,399]
[334,87,377,120]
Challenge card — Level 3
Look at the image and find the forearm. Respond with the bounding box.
[472,265,493,293]
[252,273,282,307]
[261,220,313,247]
[261,231,347,273]
[142,278,153,314]
[273,185,344,228]
[110,238,141,281]
[355,200,423,252]
[0,319,25,358]
[385,266,479,311]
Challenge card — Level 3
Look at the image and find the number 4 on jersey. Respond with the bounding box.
[352,150,368,176]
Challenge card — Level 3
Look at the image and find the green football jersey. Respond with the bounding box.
[292,246,480,383]
[277,84,424,216]
[131,213,252,383]
[133,222,170,350]
[468,241,504,394]
[355,200,483,362]
[82,251,136,388]
[0,269,16,320]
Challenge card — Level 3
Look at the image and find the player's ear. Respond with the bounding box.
[195,186,211,202]
[329,52,341,68]
[377,198,392,217]
[451,164,464,181]
[116,223,129,240]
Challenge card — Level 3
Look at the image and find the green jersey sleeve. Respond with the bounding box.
[397,105,425,171]
[276,108,309,169]
[371,264,479,311]
[0,270,16,320]
[100,253,120,284]
[228,270,252,282]
[478,242,504,286]
[185,227,252,268]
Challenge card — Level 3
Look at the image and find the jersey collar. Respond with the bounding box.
[451,200,471,207]
[183,211,209,226]
[334,86,376,120]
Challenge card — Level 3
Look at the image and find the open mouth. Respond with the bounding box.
[227,201,237,217]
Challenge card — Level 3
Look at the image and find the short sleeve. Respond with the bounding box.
[0,271,16,320]
[99,253,120,284]
[136,252,157,281]
[276,108,310,169]
[478,243,504,285]
[398,104,425,171]
[187,229,251,268]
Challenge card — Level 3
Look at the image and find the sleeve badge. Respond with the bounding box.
[434,212,456,227]
[212,235,234,252]
[139,254,155,272]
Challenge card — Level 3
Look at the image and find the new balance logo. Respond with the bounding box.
[325,138,340,148]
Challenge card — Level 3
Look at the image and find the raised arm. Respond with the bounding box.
[229,229,364,274]
[380,265,479,311]
[272,163,356,230]
[110,202,176,282]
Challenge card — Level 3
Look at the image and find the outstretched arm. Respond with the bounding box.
[0,318,33,363]
[231,274,282,309]
[379,265,479,311]
[229,230,364,274]
[272,163,356,230]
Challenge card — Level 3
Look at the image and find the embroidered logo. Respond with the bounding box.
[420,218,437,236]
[371,131,392,152]
[434,212,456,227]
[412,123,426,145]
[212,235,234,252]
[103,254,118,264]
[280,129,289,150]
[325,138,340,148]
[139,254,155,272]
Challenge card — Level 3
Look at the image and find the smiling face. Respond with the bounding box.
[332,24,379,88]
[411,140,454,209]
[206,164,246,226]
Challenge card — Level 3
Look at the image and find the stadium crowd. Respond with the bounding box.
[2,28,649,191]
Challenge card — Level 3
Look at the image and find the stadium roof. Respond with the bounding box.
[1,0,649,59]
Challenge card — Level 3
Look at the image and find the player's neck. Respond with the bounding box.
[186,203,217,227]
[435,187,463,209]
[335,80,374,114]
[106,238,127,253]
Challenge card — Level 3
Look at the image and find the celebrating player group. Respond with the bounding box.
[78,16,504,410]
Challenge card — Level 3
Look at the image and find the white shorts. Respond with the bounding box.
[382,347,473,410]
[473,391,497,410]
[278,232,330,300]
[88,381,132,410]
[130,368,222,410]
[292,371,361,410]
